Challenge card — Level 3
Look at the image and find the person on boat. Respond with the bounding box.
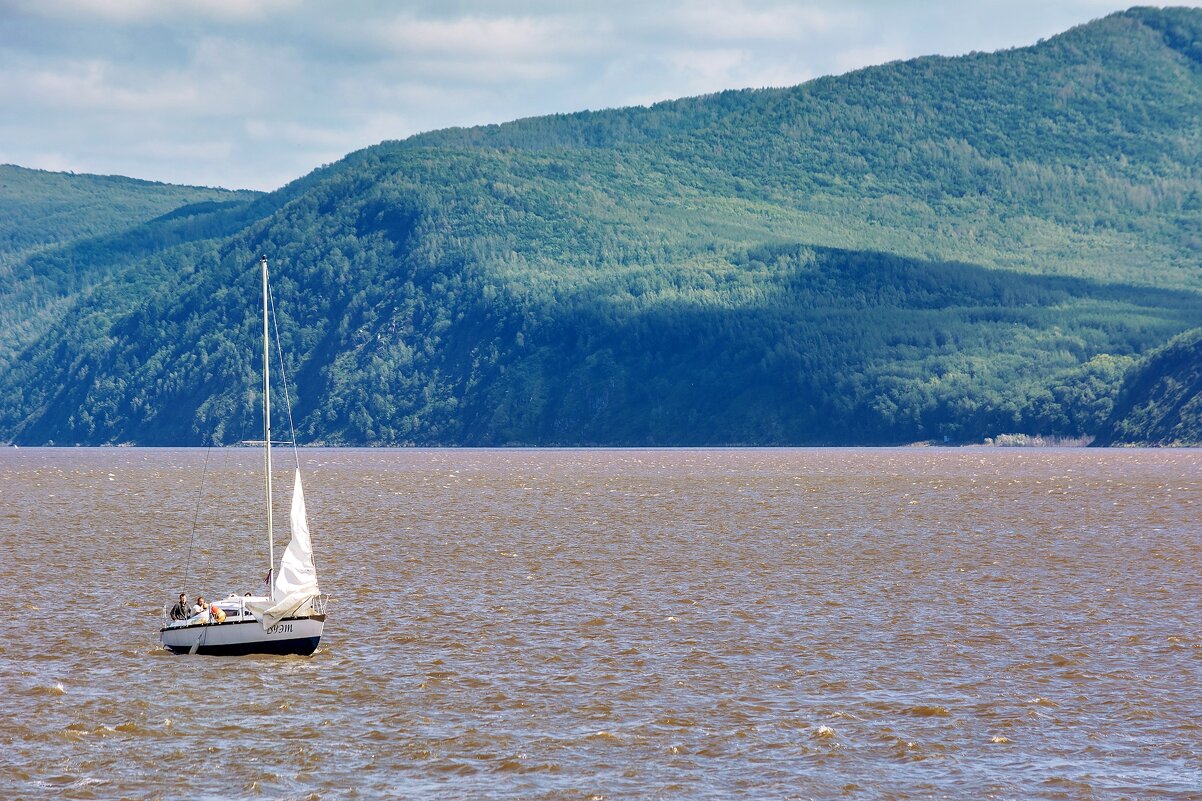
[192,596,210,624]
[169,593,190,621]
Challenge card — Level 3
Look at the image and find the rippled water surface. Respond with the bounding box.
[4,447,1202,799]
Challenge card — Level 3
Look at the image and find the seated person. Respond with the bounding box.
[170,593,190,621]
[191,596,211,624]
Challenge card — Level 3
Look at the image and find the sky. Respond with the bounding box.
[1,0,1196,192]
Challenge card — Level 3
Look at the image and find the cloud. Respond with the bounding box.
[244,118,349,149]
[375,13,583,59]
[136,137,235,163]
[668,1,857,43]
[0,34,274,115]
[9,0,299,23]
[8,60,202,112]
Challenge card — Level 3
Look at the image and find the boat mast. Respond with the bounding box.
[261,255,275,600]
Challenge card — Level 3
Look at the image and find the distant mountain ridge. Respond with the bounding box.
[2,7,1202,446]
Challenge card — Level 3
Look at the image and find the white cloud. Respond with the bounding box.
[136,137,235,163]
[668,2,857,43]
[11,0,300,23]
[14,60,204,112]
[375,13,584,59]
[244,118,349,149]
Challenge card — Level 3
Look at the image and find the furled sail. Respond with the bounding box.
[248,469,321,629]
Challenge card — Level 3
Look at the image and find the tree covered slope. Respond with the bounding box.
[0,166,263,381]
[2,7,1202,446]
[0,164,260,269]
[1094,328,1202,446]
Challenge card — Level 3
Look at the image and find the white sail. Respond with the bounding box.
[248,469,321,628]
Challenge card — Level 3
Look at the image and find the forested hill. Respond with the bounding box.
[0,164,261,268]
[1093,328,1202,446]
[3,7,1202,446]
[0,166,262,386]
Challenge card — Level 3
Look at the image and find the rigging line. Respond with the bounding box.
[182,442,215,598]
[266,271,301,472]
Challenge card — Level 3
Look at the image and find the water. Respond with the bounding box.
[3,446,1202,799]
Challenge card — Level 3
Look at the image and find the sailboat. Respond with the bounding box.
[160,256,327,656]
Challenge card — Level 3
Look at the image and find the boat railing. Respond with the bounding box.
[312,595,329,615]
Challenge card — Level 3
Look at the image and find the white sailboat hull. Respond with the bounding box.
[160,615,324,656]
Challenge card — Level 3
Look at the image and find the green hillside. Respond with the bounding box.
[0,166,263,380]
[2,7,1202,446]
[0,164,260,269]
[1094,328,1202,445]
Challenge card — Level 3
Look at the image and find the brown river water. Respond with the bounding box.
[2,447,1202,800]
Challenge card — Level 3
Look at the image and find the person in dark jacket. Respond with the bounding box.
[169,593,190,621]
